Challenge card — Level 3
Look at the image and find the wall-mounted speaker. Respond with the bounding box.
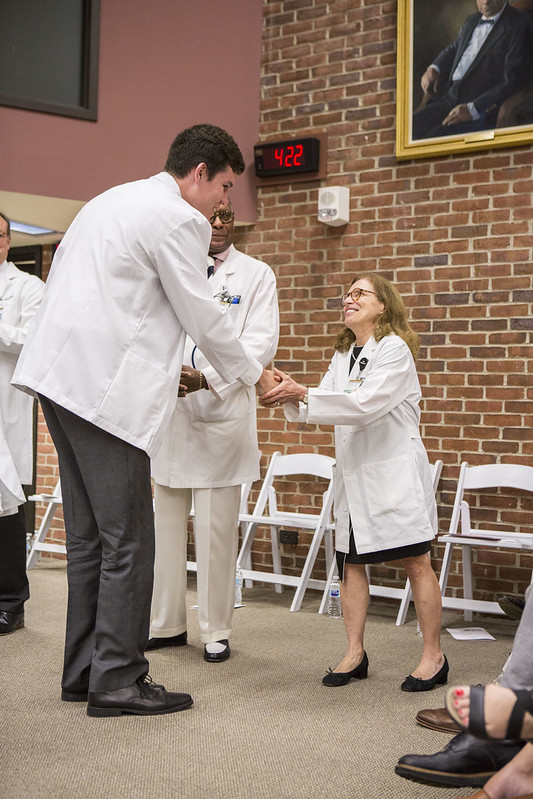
[318,186,350,227]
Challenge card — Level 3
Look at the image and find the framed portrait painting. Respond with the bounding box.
[396,0,533,159]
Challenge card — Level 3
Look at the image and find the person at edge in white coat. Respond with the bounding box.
[260,273,447,692]
[147,199,279,663]
[11,124,278,718]
[0,211,44,636]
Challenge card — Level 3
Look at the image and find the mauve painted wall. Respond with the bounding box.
[1,1,262,222]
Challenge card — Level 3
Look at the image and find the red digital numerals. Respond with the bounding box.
[274,144,304,168]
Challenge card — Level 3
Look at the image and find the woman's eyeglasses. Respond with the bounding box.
[341,287,377,303]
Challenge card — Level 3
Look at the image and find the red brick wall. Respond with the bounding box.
[34,0,532,610]
[231,0,533,605]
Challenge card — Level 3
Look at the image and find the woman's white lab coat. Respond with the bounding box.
[284,334,437,555]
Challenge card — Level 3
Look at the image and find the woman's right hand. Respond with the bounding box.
[259,367,307,409]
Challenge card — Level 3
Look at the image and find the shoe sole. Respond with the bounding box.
[203,653,230,663]
[415,718,460,734]
[86,697,194,717]
[497,600,523,621]
[145,641,188,651]
[0,621,24,635]
[394,764,492,788]
[322,672,368,687]
[401,675,448,692]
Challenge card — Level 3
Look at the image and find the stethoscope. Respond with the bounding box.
[191,281,241,370]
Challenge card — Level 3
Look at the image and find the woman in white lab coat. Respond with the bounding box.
[260,273,446,692]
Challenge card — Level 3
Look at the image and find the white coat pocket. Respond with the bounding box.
[98,350,174,441]
[361,454,419,518]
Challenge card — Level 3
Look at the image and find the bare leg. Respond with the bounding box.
[402,553,444,680]
[331,563,369,673]
[476,742,533,799]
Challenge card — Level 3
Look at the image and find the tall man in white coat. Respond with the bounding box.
[0,212,44,635]
[148,201,279,662]
[12,124,277,718]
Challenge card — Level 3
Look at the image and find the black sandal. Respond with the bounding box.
[446,685,533,741]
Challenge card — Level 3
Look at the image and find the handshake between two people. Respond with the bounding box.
[178,365,307,408]
[259,367,308,409]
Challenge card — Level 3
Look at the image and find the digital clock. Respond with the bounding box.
[254,137,320,177]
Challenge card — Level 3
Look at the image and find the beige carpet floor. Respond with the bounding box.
[1,562,519,799]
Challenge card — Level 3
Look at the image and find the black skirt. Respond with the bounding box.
[336,519,432,581]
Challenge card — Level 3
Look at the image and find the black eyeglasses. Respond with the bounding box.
[209,209,234,225]
[341,287,377,303]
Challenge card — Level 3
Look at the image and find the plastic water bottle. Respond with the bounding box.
[327,577,342,617]
[234,566,243,606]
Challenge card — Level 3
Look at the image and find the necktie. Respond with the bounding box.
[207,263,214,278]
[479,18,495,25]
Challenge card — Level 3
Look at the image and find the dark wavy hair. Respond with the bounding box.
[165,124,245,179]
[334,272,420,359]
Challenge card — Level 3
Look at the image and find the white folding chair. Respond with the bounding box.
[26,479,65,568]
[237,451,335,612]
[318,460,443,621]
[438,462,533,621]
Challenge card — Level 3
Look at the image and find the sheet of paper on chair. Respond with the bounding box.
[446,627,495,641]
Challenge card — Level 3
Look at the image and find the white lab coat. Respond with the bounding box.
[284,334,437,555]
[12,172,262,458]
[0,261,44,514]
[152,245,279,487]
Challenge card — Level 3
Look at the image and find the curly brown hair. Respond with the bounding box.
[334,272,420,359]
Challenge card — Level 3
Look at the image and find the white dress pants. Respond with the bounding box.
[150,482,241,644]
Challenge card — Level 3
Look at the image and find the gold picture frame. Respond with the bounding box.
[396,0,533,160]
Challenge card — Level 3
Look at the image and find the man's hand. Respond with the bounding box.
[442,103,473,126]
[420,66,440,96]
[256,368,280,396]
[178,365,207,397]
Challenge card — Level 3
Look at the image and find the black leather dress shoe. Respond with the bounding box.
[145,631,187,651]
[498,595,525,621]
[203,640,230,663]
[0,610,24,635]
[395,732,524,788]
[401,655,449,692]
[87,673,193,717]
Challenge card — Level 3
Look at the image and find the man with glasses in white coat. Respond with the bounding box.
[147,200,279,663]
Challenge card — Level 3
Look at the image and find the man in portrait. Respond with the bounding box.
[412,0,533,139]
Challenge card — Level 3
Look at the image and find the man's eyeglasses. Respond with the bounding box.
[209,209,234,225]
[341,287,377,303]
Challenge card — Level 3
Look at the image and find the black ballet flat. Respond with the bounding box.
[401,655,449,692]
[322,651,369,686]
